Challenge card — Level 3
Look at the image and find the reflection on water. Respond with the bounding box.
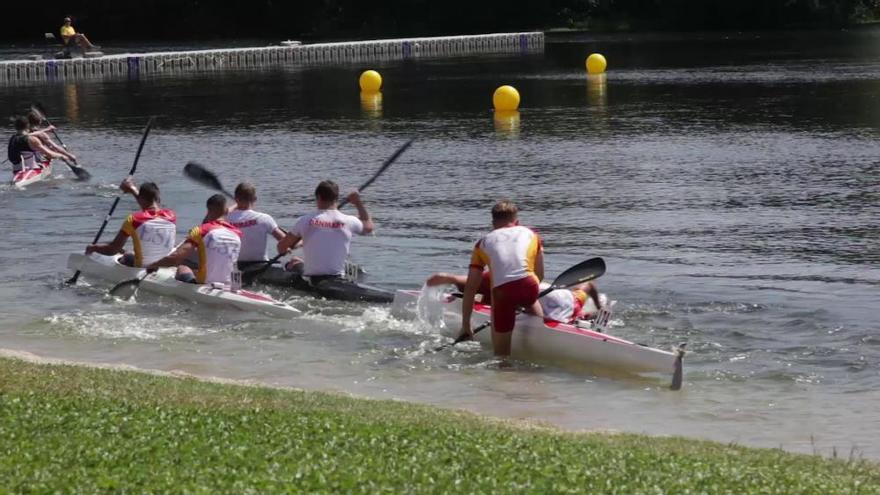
[0,29,879,458]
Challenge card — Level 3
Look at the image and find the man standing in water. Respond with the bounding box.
[147,194,241,285]
[459,200,544,357]
[276,180,373,285]
[227,182,286,268]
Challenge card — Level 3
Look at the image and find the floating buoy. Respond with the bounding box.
[493,85,520,111]
[585,53,607,75]
[359,70,382,93]
[360,91,383,117]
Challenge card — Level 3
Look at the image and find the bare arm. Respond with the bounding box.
[347,191,374,235]
[534,249,545,282]
[146,243,194,270]
[85,228,128,256]
[270,227,286,242]
[459,266,484,339]
[277,232,302,255]
[26,136,64,160]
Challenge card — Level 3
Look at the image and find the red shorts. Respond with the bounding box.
[490,276,539,333]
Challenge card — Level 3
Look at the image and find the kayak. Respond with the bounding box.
[11,160,52,188]
[67,253,301,318]
[244,263,395,303]
[391,289,684,387]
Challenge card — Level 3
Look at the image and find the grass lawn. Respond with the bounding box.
[0,356,877,493]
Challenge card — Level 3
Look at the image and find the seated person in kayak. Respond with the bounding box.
[427,272,602,324]
[227,182,288,270]
[459,200,544,357]
[7,116,67,175]
[26,111,76,164]
[85,179,177,267]
[60,16,99,52]
[277,180,372,284]
[147,194,242,285]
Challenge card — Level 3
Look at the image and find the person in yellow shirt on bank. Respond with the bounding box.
[60,17,98,52]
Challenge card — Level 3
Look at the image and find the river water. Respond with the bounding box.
[1,30,878,458]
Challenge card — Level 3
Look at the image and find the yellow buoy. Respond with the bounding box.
[359,70,382,93]
[493,85,520,111]
[585,53,607,75]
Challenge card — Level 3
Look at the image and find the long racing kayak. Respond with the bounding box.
[391,289,684,386]
[245,263,395,303]
[11,160,52,188]
[68,253,301,318]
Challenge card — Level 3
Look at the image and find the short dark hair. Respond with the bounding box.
[234,182,256,202]
[26,110,41,127]
[13,116,28,131]
[491,200,518,224]
[206,193,227,213]
[138,182,160,204]
[315,180,339,202]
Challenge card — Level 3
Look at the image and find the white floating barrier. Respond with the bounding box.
[0,32,543,86]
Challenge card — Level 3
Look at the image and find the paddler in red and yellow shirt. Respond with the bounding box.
[146,194,242,285]
[86,179,176,267]
[459,200,545,357]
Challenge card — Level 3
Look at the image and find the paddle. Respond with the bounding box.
[183,162,233,198]
[109,271,150,300]
[434,257,607,352]
[30,103,91,181]
[232,138,415,282]
[66,117,154,285]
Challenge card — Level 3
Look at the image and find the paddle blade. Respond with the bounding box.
[109,278,141,300]
[66,161,91,181]
[544,257,606,294]
[184,162,233,197]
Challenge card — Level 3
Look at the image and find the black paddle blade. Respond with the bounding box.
[184,162,233,197]
[108,278,141,300]
[541,257,606,296]
[67,162,91,181]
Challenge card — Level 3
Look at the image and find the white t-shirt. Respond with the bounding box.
[227,209,279,261]
[186,221,242,284]
[291,209,364,276]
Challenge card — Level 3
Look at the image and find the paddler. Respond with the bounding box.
[85,179,176,267]
[426,272,602,324]
[276,180,373,284]
[26,111,77,164]
[7,116,67,175]
[458,200,544,357]
[146,194,242,285]
[226,182,287,268]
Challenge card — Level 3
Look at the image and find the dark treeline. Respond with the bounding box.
[5,0,880,42]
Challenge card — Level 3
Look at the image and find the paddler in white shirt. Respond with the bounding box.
[147,194,242,285]
[276,180,373,285]
[85,179,177,267]
[226,182,286,268]
[426,273,602,324]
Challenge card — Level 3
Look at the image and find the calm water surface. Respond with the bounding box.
[1,30,878,458]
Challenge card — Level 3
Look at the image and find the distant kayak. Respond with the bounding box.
[11,160,52,188]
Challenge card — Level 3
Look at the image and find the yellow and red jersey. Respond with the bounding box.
[470,225,542,288]
[185,220,242,284]
[121,208,177,267]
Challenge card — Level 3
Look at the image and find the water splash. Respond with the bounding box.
[416,284,447,329]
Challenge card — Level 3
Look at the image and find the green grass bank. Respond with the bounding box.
[0,356,877,493]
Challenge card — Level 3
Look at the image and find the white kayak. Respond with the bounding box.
[392,289,684,388]
[67,253,300,318]
[11,160,52,188]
